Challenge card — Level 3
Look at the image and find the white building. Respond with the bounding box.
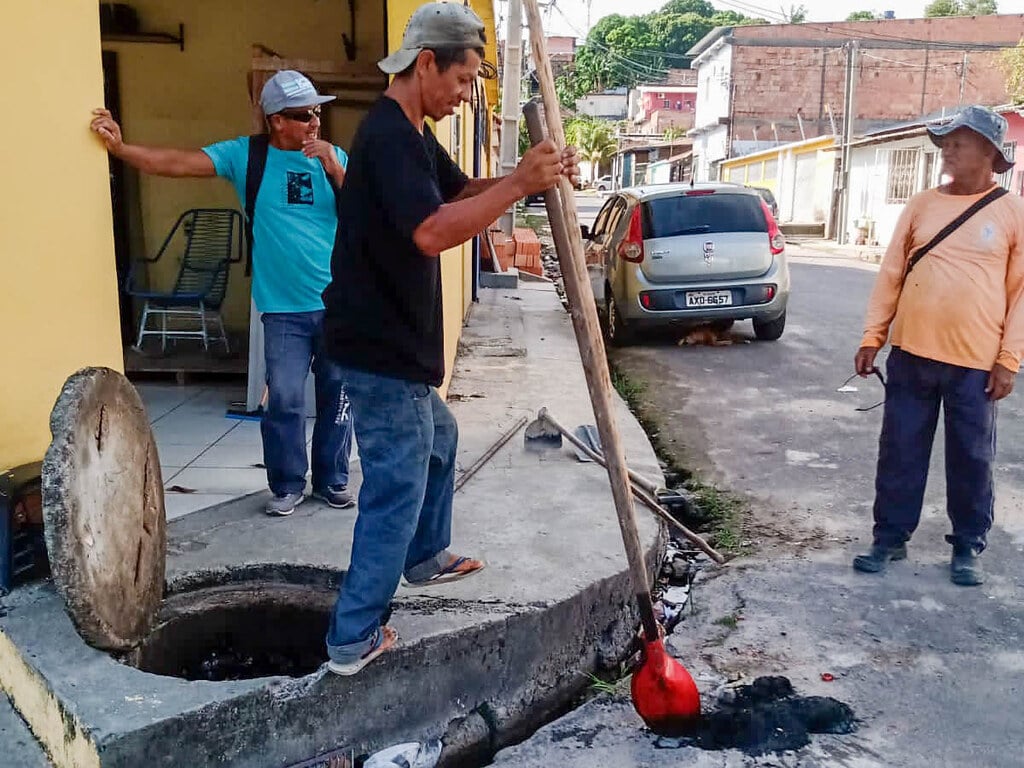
[575,87,629,120]
[687,28,732,182]
[843,126,943,246]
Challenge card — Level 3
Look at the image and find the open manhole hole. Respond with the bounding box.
[126,584,336,681]
[42,368,350,682]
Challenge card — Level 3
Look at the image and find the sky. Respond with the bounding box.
[496,0,1024,39]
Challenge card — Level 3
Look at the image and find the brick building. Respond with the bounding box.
[688,15,1024,181]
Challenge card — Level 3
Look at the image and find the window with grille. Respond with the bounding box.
[886,148,919,204]
[764,158,779,179]
[748,162,763,182]
[727,166,743,183]
[997,142,1017,190]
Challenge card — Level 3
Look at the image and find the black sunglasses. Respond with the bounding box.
[837,368,887,412]
[277,106,322,123]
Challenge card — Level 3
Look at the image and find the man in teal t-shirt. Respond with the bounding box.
[91,70,354,516]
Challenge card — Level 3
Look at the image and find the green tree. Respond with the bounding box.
[962,0,997,13]
[557,3,765,108]
[925,0,996,15]
[846,10,879,20]
[782,4,808,22]
[663,126,687,141]
[999,39,1024,104]
[660,0,717,16]
[566,117,618,182]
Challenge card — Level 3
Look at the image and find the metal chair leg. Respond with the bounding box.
[161,309,167,353]
[216,313,230,353]
[135,303,149,350]
[199,303,209,351]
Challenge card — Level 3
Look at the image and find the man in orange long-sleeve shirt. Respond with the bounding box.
[853,105,1024,586]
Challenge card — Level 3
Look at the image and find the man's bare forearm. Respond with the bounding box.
[415,176,529,255]
[114,144,216,178]
[452,177,504,201]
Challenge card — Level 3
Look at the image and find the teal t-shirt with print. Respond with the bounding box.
[202,137,347,313]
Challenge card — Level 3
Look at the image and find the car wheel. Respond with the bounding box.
[753,311,786,341]
[605,294,635,346]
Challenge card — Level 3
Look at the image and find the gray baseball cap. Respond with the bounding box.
[378,1,487,75]
[927,105,1014,174]
[260,70,335,115]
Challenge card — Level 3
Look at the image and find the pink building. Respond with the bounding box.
[632,84,698,134]
[999,108,1024,194]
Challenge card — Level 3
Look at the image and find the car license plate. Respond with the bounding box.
[685,290,732,308]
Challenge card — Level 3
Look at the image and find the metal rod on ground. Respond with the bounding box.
[454,416,528,493]
[522,0,659,645]
[535,409,725,564]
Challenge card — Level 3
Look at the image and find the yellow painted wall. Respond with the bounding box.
[104,0,386,334]
[388,0,496,392]
[0,3,124,469]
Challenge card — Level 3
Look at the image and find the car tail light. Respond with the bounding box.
[618,207,645,263]
[766,285,776,301]
[760,199,785,255]
[640,292,653,309]
[685,189,716,196]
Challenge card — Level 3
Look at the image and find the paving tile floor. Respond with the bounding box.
[137,383,357,521]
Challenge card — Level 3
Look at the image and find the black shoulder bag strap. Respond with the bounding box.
[244,133,271,277]
[905,187,1008,277]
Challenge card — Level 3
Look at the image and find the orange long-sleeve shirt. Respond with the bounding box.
[861,186,1024,373]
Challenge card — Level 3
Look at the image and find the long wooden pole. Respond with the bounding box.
[521,0,660,644]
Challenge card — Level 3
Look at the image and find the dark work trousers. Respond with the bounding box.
[872,347,997,553]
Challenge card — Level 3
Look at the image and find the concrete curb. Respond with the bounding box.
[0,283,665,767]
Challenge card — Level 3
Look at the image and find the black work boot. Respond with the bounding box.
[950,545,984,587]
[853,542,908,573]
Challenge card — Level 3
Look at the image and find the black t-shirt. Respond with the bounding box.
[322,97,469,386]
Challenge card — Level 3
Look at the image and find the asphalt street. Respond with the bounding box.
[497,195,1024,766]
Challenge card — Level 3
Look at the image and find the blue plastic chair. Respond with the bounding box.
[125,208,243,352]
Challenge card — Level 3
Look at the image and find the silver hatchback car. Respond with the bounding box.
[584,182,790,345]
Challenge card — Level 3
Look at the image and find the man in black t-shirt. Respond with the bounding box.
[321,1,579,675]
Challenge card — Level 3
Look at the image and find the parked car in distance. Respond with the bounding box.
[526,177,583,205]
[582,183,790,345]
[594,175,613,192]
[745,185,779,218]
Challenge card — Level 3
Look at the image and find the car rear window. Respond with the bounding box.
[643,193,767,238]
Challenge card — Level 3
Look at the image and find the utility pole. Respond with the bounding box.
[958,51,969,106]
[920,46,930,116]
[498,0,524,236]
[838,40,859,246]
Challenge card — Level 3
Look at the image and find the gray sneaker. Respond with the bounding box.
[265,491,305,517]
[312,484,355,509]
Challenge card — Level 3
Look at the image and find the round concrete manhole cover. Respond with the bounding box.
[42,367,166,651]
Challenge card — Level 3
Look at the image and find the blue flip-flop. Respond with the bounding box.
[405,556,486,587]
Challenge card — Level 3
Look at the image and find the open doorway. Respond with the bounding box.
[101,50,136,346]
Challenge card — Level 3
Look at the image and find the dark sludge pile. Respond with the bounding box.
[656,676,858,756]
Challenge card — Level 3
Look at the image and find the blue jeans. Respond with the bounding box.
[326,367,458,663]
[872,347,997,553]
[260,311,352,496]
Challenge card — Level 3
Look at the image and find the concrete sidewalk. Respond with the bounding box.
[789,237,884,264]
[0,282,663,767]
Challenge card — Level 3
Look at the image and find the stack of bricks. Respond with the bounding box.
[487,229,516,272]
[512,227,543,277]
